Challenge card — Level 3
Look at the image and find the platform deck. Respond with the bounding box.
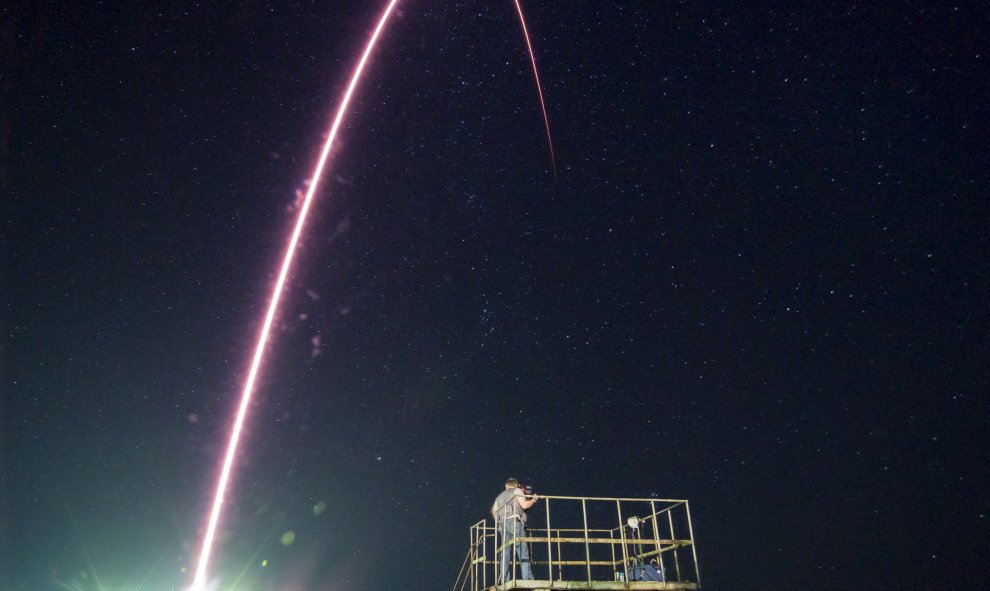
[487,580,698,591]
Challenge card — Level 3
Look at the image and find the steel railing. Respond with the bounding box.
[455,495,701,591]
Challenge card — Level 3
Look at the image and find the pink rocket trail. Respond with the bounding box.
[189,1,401,589]
[191,0,561,587]
[512,0,557,179]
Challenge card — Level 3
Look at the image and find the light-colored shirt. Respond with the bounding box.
[491,487,527,524]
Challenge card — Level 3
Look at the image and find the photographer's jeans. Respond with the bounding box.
[499,519,533,582]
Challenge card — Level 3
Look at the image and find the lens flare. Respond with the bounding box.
[189,1,401,589]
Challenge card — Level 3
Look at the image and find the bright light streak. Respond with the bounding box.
[189,1,401,589]
[512,0,557,179]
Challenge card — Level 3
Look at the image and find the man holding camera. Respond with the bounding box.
[491,477,539,583]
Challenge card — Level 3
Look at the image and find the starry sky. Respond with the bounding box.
[2,2,988,590]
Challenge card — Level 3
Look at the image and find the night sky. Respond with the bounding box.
[2,2,988,590]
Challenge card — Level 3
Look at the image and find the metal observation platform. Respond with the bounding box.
[452,495,700,591]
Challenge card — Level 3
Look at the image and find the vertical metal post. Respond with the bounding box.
[511,522,517,585]
[478,523,483,591]
[609,529,616,580]
[545,498,552,582]
[650,500,663,582]
[669,506,682,582]
[685,500,701,586]
[582,498,592,585]
[616,499,629,583]
[494,518,500,589]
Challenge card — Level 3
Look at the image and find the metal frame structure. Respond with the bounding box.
[451,495,701,591]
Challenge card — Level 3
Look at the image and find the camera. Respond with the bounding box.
[521,484,535,496]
